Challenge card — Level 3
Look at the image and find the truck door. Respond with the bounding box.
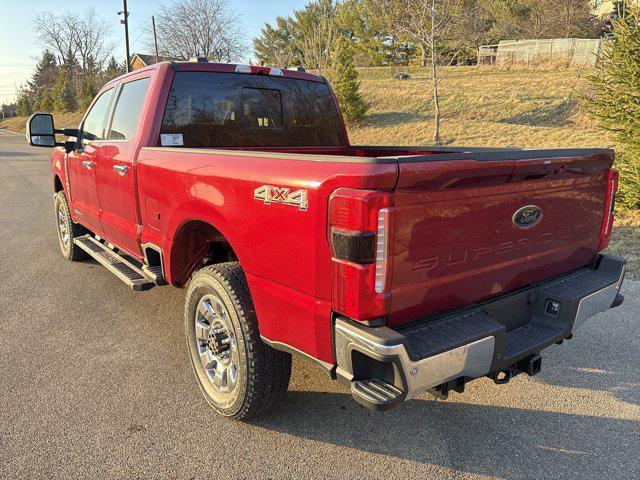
[66,87,114,232]
[95,76,151,258]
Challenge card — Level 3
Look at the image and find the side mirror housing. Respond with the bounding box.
[25,113,80,151]
[26,113,56,147]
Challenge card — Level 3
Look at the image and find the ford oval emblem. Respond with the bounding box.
[513,205,542,228]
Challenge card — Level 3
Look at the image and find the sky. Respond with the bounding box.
[0,0,307,104]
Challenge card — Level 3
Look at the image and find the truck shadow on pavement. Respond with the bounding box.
[254,389,639,479]
[532,292,640,408]
[536,348,640,407]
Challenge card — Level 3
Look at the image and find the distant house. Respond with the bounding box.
[131,53,173,70]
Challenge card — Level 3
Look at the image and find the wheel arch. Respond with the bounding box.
[53,174,64,193]
[167,215,248,288]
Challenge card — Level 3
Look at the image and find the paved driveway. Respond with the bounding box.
[1,129,638,479]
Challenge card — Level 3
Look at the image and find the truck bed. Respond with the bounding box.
[138,144,613,358]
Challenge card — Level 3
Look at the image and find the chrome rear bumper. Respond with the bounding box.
[334,254,626,409]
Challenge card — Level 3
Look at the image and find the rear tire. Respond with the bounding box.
[184,262,291,419]
[54,191,88,262]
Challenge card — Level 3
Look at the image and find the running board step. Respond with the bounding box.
[74,235,155,291]
[351,379,404,411]
[142,264,167,286]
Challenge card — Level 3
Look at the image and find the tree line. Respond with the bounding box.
[253,0,600,69]
[15,8,125,117]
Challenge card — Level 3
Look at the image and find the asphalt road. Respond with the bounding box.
[1,129,639,480]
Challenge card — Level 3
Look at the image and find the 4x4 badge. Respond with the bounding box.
[254,185,308,211]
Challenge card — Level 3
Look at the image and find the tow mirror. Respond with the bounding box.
[26,113,79,151]
[26,113,56,147]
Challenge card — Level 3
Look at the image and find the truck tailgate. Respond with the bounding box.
[388,150,614,327]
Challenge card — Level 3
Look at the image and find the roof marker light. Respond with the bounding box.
[235,65,285,76]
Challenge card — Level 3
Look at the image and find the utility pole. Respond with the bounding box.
[152,15,159,64]
[118,0,131,72]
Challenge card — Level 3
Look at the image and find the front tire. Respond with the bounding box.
[54,191,88,261]
[184,263,291,419]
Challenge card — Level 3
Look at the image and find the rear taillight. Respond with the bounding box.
[328,189,393,322]
[375,209,390,293]
[598,169,619,252]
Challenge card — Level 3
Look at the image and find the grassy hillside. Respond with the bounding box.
[349,65,610,149]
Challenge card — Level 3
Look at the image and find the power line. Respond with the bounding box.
[111,14,147,61]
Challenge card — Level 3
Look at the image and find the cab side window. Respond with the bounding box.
[80,88,113,147]
[107,77,150,141]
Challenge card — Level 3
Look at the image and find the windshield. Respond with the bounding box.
[159,72,346,148]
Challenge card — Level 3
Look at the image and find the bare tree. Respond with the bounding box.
[74,8,113,75]
[33,8,113,73]
[377,0,464,143]
[153,0,245,62]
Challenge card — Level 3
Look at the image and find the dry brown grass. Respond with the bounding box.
[608,211,640,278]
[348,65,609,149]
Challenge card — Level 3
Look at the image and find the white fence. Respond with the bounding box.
[478,38,604,66]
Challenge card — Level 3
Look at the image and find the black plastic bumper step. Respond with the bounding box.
[74,235,156,291]
[541,268,619,300]
[351,379,404,411]
[397,310,505,361]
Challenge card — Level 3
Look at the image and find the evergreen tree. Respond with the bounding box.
[105,56,124,78]
[253,17,302,67]
[30,50,58,91]
[55,66,78,112]
[40,89,55,112]
[612,1,629,19]
[329,39,368,123]
[588,7,640,209]
[80,75,97,110]
[16,87,33,116]
[26,50,59,113]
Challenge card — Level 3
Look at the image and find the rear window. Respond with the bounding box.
[159,72,345,148]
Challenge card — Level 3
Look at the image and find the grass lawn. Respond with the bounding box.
[2,65,636,275]
[349,65,606,148]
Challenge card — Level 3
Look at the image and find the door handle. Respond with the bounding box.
[82,160,95,169]
[113,165,129,176]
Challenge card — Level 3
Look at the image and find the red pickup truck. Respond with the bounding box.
[26,61,626,419]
